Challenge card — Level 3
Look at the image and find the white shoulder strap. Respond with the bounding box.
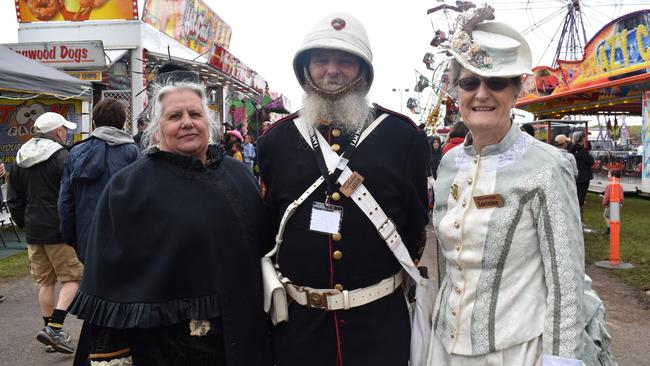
[293,114,423,282]
[263,175,324,258]
[265,114,388,260]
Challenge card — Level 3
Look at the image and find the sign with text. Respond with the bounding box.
[15,0,137,22]
[142,0,232,54]
[65,71,103,81]
[0,98,81,167]
[6,41,106,70]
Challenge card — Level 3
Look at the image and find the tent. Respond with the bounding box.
[0,45,91,100]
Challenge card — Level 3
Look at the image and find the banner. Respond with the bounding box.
[0,98,82,166]
[15,0,137,22]
[142,0,232,54]
[209,45,267,94]
[6,41,106,69]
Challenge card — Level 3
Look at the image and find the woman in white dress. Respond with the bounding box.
[427,7,585,366]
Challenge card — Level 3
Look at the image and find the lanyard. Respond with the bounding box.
[308,123,364,195]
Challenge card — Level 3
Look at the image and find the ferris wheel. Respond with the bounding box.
[416,0,648,131]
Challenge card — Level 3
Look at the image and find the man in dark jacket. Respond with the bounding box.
[571,131,595,226]
[8,112,83,354]
[59,98,140,263]
[58,98,139,365]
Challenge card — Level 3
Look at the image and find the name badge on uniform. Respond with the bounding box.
[310,202,344,235]
[339,171,364,197]
[473,194,504,209]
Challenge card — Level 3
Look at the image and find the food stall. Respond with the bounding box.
[13,0,286,135]
[0,44,91,167]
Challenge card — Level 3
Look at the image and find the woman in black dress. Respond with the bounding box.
[69,80,272,366]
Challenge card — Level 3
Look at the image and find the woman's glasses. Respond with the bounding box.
[458,77,511,92]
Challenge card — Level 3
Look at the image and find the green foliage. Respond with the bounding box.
[583,192,650,290]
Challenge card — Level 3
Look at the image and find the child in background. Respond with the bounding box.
[602,170,624,235]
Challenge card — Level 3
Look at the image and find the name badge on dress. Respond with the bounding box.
[473,194,504,209]
[310,202,344,235]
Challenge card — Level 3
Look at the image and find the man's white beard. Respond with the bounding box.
[301,78,373,133]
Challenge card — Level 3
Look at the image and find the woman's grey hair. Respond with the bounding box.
[448,58,523,97]
[141,82,221,149]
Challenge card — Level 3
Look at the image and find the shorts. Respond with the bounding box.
[27,244,83,286]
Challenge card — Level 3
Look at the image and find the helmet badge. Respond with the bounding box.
[331,18,346,31]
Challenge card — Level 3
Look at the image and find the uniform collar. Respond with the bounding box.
[462,122,521,157]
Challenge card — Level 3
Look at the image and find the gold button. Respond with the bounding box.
[454,220,460,229]
[455,286,462,294]
[414,259,420,266]
[455,242,461,251]
[332,233,342,241]
[331,192,341,201]
[456,262,463,271]
[332,251,343,260]
[473,156,478,164]
[331,143,341,152]
[450,330,456,339]
[332,129,341,137]
[334,284,344,291]
[467,178,473,185]
[451,307,457,316]
[462,200,467,208]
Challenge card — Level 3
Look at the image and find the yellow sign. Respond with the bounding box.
[65,71,103,82]
[16,0,137,23]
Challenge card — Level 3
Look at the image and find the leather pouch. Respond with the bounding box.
[261,256,288,325]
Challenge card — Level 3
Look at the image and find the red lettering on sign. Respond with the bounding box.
[0,106,15,123]
[48,104,72,116]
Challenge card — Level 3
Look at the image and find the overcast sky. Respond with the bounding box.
[0,1,647,123]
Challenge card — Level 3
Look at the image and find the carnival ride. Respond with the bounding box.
[416,1,650,195]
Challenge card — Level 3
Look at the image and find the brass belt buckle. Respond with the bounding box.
[306,290,336,310]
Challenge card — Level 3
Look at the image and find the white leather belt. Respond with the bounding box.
[286,272,404,311]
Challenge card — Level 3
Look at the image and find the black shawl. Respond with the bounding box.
[70,145,272,365]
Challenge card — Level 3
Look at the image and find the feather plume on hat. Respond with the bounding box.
[460,5,495,35]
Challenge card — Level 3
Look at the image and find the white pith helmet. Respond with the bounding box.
[293,12,374,89]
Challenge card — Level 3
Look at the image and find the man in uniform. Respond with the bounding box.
[257,13,430,366]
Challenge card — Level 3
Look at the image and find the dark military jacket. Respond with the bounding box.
[258,105,430,366]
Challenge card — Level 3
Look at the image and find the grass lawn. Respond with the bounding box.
[0,251,29,279]
[583,192,650,291]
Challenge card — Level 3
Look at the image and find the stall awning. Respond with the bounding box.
[144,50,262,101]
[0,45,91,100]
